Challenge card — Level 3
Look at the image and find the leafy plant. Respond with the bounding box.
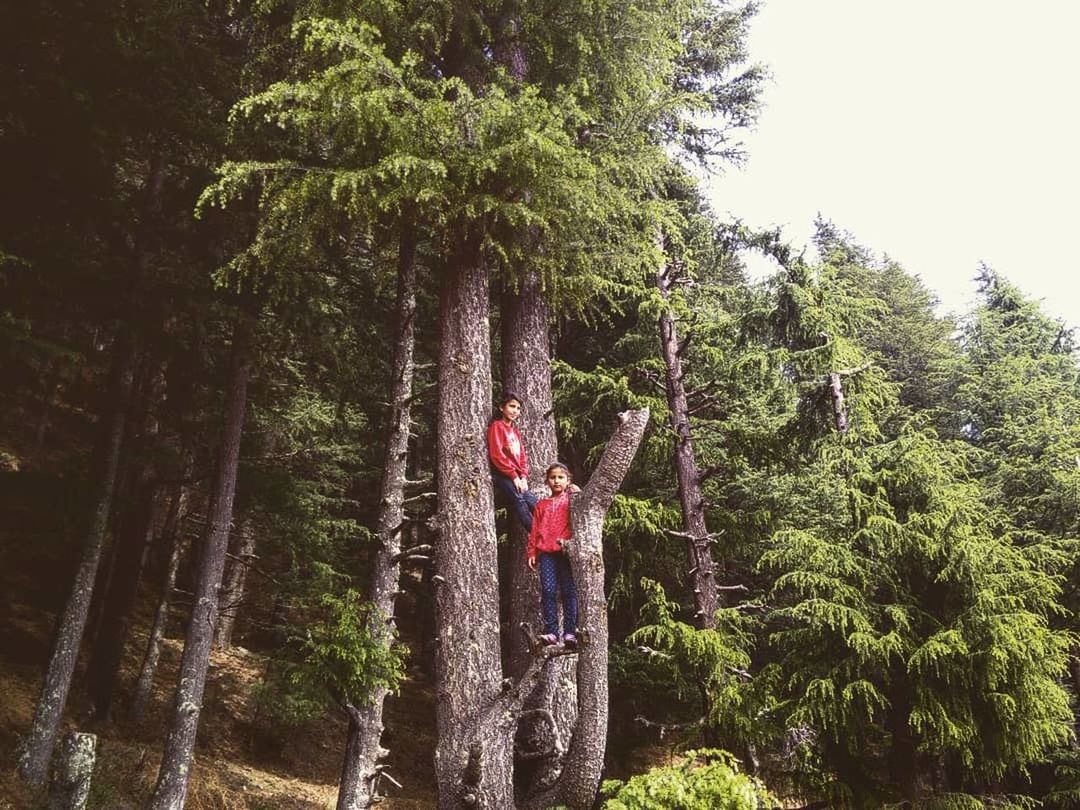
[601,748,774,809]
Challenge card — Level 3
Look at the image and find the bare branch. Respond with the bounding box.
[224,551,279,585]
[665,529,723,544]
[634,714,705,739]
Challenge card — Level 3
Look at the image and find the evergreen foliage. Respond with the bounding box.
[600,749,774,809]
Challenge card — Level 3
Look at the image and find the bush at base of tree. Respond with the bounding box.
[600,749,775,809]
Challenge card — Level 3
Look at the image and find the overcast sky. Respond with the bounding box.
[708,0,1080,328]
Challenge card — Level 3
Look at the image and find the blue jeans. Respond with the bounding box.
[493,472,538,531]
[539,552,577,637]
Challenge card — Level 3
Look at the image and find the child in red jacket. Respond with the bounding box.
[487,392,538,530]
[527,462,578,646]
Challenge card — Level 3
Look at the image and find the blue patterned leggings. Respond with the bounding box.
[538,551,578,637]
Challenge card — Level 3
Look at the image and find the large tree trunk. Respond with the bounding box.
[336,221,418,810]
[432,231,512,809]
[148,311,253,810]
[85,471,160,720]
[17,334,136,787]
[213,517,255,650]
[656,248,719,629]
[501,275,577,797]
[131,470,191,722]
[522,409,650,810]
[502,274,558,677]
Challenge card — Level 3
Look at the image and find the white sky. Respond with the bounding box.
[707,0,1080,328]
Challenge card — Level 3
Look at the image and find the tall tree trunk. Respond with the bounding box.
[432,231,512,809]
[502,274,558,676]
[501,275,577,796]
[148,311,253,810]
[17,333,136,786]
[336,221,418,810]
[213,517,255,650]
[522,408,650,810]
[656,247,719,629]
[85,472,159,720]
[131,469,191,722]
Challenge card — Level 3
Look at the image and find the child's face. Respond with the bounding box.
[547,467,569,494]
[500,399,522,421]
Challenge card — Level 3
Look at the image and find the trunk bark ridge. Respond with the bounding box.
[433,234,511,809]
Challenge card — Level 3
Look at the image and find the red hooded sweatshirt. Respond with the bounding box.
[487,419,529,479]
[527,491,571,562]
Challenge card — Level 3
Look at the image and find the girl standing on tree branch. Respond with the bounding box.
[527,462,578,647]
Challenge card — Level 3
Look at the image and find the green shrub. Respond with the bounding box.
[601,749,774,809]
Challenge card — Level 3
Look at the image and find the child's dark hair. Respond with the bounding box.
[546,461,571,478]
[498,391,523,407]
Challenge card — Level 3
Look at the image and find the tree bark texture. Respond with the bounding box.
[17,334,135,787]
[500,275,578,797]
[86,472,159,721]
[337,222,417,810]
[47,731,97,810]
[433,233,512,809]
[501,274,558,676]
[132,473,191,722]
[542,409,649,810]
[656,251,719,629]
[213,517,256,650]
[148,311,253,810]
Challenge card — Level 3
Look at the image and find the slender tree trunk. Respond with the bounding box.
[132,471,191,722]
[148,311,253,810]
[17,334,135,787]
[656,246,719,629]
[336,221,418,810]
[213,517,255,650]
[432,231,512,809]
[522,409,649,810]
[85,472,159,720]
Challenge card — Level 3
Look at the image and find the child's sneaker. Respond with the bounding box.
[539,633,559,646]
[562,632,577,648]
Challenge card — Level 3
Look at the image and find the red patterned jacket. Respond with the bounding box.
[527,491,571,561]
[487,419,529,479]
